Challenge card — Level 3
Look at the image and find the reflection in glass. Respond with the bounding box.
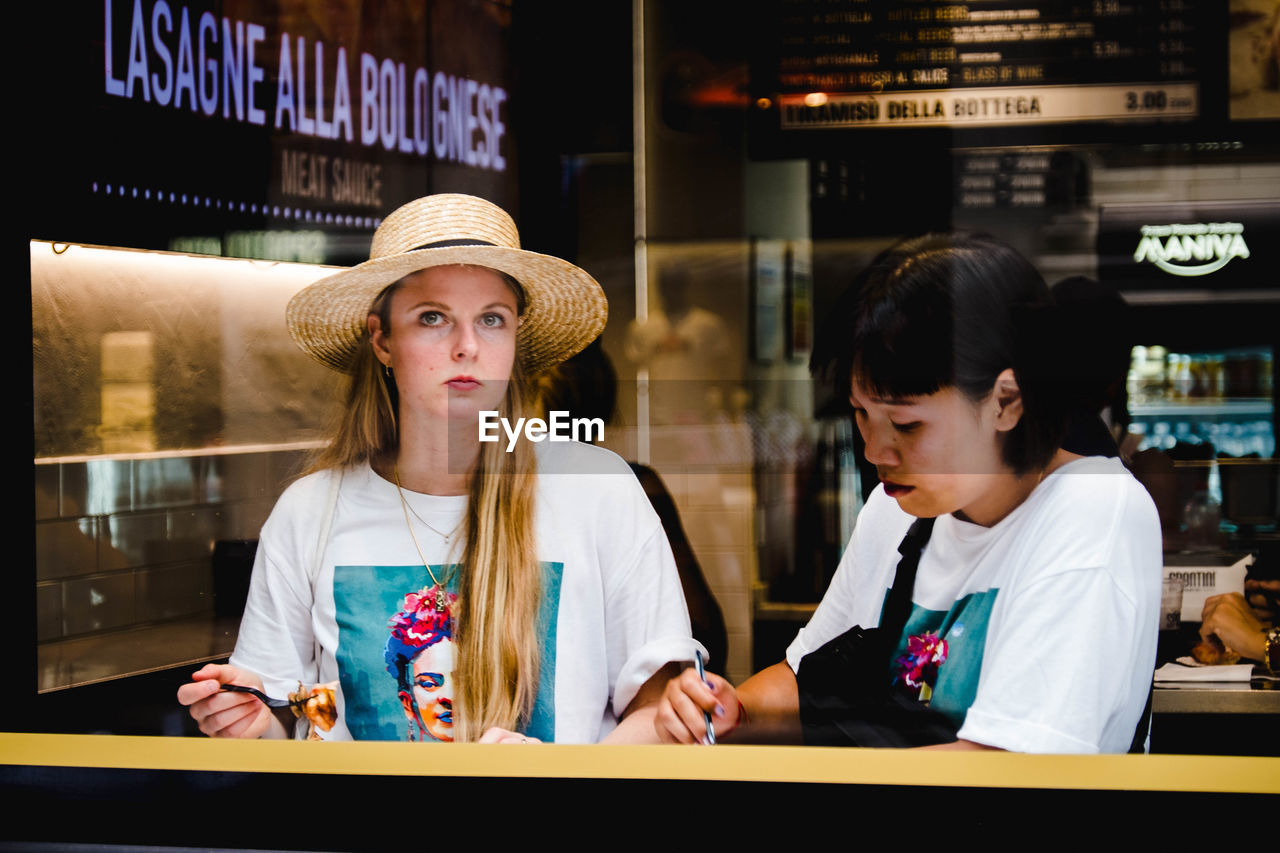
[32,240,338,459]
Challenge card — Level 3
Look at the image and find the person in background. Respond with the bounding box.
[1050,276,1205,545]
[1200,579,1280,672]
[1050,275,1134,460]
[178,194,703,742]
[624,264,733,425]
[655,233,1161,752]
[537,338,729,670]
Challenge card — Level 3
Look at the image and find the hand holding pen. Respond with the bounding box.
[653,652,744,744]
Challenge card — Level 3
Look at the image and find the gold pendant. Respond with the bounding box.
[434,586,448,612]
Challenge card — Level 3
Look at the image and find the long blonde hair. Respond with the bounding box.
[309,273,543,741]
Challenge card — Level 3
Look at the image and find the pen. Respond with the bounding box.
[695,649,715,745]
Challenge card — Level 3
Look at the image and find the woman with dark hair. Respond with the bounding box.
[656,233,1161,752]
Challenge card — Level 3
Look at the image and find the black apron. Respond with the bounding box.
[796,517,959,747]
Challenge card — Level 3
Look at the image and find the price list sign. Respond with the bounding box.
[762,0,1206,130]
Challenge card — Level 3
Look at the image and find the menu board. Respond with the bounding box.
[27,0,517,262]
[759,0,1208,130]
[952,148,1086,209]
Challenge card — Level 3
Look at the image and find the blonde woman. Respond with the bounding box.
[178,194,703,742]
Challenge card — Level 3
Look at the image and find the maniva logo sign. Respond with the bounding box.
[1132,222,1250,277]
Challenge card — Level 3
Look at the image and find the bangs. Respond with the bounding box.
[843,262,957,401]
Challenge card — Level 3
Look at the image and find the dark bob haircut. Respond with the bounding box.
[812,232,1067,476]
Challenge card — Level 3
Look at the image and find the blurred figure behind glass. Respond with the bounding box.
[537,339,730,670]
[1051,275,1133,459]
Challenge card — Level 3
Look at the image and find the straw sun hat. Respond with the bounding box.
[286,194,608,376]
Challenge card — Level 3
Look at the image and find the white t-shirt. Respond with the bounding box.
[231,440,703,743]
[786,456,1162,753]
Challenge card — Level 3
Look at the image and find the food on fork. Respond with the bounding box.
[290,682,339,732]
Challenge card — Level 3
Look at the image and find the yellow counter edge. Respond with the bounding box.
[2,733,1277,794]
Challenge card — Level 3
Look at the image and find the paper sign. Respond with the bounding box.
[1163,555,1252,622]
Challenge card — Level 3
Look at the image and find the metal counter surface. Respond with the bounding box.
[1154,679,1280,714]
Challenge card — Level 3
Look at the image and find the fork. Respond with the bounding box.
[220,683,308,708]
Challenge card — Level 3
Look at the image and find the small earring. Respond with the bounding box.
[384,363,392,378]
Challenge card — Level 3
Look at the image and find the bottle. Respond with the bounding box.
[1260,421,1276,458]
[1151,420,1173,451]
[1227,423,1246,457]
[1128,346,1147,404]
[1172,354,1193,400]
[1206,353,1225,399]
[1130,421,1150,451]
[1188,354,1207,399]
[1181,489,1222,551]
[1167,351,1184,400]
[1174,421,1195,446]
[1147,345,1168,401]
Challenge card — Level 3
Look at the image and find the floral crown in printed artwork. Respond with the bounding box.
[389,587,455,646]
[384,586,456,683]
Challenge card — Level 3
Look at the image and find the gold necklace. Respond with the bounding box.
[393,465,462,543]
[393,465,461,609]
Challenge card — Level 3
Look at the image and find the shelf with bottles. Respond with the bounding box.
[1127,345,1273,410]
[1130,417,1275,457]
[1126,344,1274,457]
